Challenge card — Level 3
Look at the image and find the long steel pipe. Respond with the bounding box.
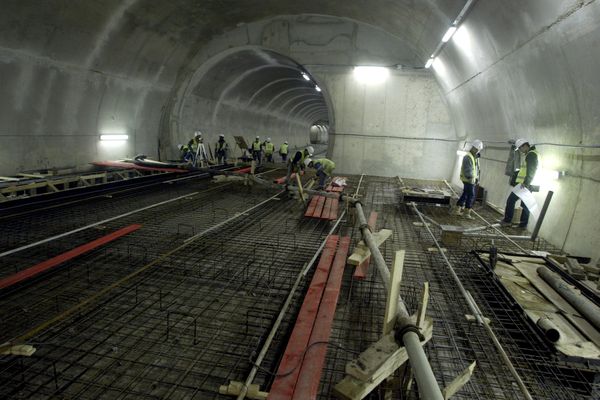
[353,201,443,400]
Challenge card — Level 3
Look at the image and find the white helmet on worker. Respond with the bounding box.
[177,144,184,150]
[514,138,529,150]
[471,139,484,152]
[304,158,313,167]
[219,134,224,138]
[256,135,260,139]
[267,137,271,142]
[284,141,288,144]
[194,131,202,137]
[306,146,315,156]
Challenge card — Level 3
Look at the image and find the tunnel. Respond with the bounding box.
[1,1,599,399]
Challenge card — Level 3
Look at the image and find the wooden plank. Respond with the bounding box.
[348,229,392,266]
[312,196,326,218]
[442,362,476,399]
[353,212,378,280]
[268,236,339,400]
[304,196,319,218]
[328,198,339,220]
[293,237,350,400]
[334,318,433,399]
[416,281,429,330]
[322,197,333,220]
[0,224,142,290]
[383,250,405,335]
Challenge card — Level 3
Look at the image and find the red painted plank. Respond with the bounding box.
[275,173,295,185]
[232,166,251,174]
[0,224,142,290]
[92,161,186,173]
[353,211,378,280]
[304,196,319,218]
[311,196,326,218]
[327,199,339,221]
[292,236,351,400]
[268,236,339,400]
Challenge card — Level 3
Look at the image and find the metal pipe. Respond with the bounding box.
[538,267,600,331]
[237,210,347,400]
[530,190,554,241]
[353,201,443,399]
[463,233,532,240]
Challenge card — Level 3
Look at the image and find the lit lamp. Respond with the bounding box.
[100,134,128,141]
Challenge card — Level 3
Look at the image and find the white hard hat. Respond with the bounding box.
[194,131,202,137]
[177,144,184,150]
[219,134,224,137]
[284,141,288,144]
[267,137,271,142]
[514,138,529,150]
[306,146,315,156]
[471,139,484,151]
[304,158,312,167]
[256,136,260,139]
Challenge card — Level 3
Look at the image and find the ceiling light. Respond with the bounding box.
[442,26,457,43]
[301,72,310,81]
[353,66,389,84]
[425,58,434,69]
[315,85,321,92]
[100,134,128,141]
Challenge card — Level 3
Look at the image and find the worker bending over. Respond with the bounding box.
[501,138,540,228]
[264,138,275,163]
[306,158,335,190]
[285,146,314,184]
[451,140,483,219]
[177,144,194,164]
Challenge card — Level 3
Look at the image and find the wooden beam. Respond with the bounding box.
[347,229,392,266]
[442,361,476,399]
[383,250,405,335]
[416,282,430,330]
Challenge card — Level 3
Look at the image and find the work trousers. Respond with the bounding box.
[252,150,261,164]
[281,153,287,162]
[265,153,273,163]
[457,182,476,209]
[217,150,227,165]
[503,191,529,227]
[317,170,327,189]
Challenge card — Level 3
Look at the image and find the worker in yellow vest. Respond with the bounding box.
[451,140,483,219]
[251,136,262,164]
[501,138,540,228]
[279,141,289,162]
[264,138,275,163]
[306,157,335,190]
[215,134,229,165]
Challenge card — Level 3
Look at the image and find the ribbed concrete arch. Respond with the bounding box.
[246,78,308,106]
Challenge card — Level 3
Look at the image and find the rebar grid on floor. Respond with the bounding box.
[1,174,598,399]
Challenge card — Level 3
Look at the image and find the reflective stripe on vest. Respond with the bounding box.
[516,149,540,184]
[460,153,478,183]
[315,158,335,176]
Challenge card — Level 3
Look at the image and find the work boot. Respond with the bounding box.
[455,206,464,216]
[463,208,474,220]
[499,219,511,226]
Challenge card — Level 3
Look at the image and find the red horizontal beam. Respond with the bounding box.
[0,224,142,290]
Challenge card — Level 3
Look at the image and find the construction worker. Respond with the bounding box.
[177,144,194,163]
[188,131,206,166]
[279,141,289,162]
[306,157,335,190]
[215,134,229,165]
[251,136,262,164]
[264,138,275,163]
[451,140,483,219]
[285,146,314,184]
[500,138,540,228]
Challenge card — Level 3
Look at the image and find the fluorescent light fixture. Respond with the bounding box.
[353,66,389,84]
[442,26,458,43]
[301,72,310,81]
[425,58,434,69]
[315,85,321,92]
[531,169,561,188]
[100,134,128,141]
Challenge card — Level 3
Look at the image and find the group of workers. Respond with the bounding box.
[250,136,288,164]
[177,131,230,166]
[453,137,540,228]
[283,145,336,190]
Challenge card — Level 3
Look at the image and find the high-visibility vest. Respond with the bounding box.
[314,158,335,176]
[265,142,274,154]
[516,149,540,184]
[460,152,478,184]
[280,144,288,154]
[216,140,227,151]
[252,141,261,151]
